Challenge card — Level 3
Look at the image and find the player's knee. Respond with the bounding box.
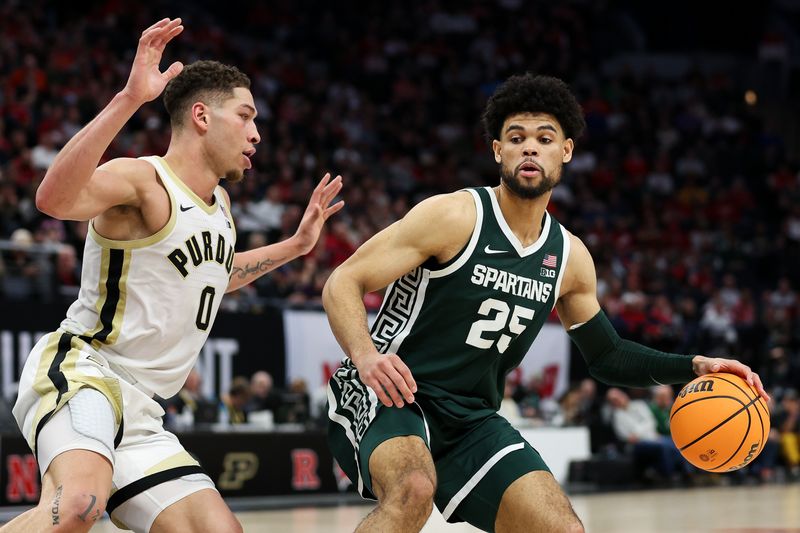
[562,516,585,533]
[394,469,435,510]
[41,491,107,533]
[221,517,244,533]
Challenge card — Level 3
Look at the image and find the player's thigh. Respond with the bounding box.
[106,387,220,533]
[42,448,113,518]
[150,488,241,533]
[34,390,115,524]
[106,429,217,532]
[495,470,583,533]
[328,367,434,499]
[433,414,551,531]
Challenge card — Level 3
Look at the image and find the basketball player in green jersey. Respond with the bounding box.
[325,73,768,532]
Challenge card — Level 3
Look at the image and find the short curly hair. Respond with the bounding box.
[482,73,586,143]
[163,60,251,128]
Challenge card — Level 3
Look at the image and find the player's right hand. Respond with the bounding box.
[123,18,184,104]
[354,352,417,408]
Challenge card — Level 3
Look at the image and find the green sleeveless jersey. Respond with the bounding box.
[368,187,570,420]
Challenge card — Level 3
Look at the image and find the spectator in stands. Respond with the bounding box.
[763,346,800,398]
[700,292,737,355]
[54,243,80,291]
[0,227,52,301]
[774,388,800,479]
[573,378,596,418]
[222,376,252,425]
[555,386,584,427]
[278,378,311,425]
[605,387,686,482]
[648,385,674,437]
[498,378,523,426]
[163,368,219,428]
[30,130,60,170]
[246,370,282,414]
[514,374,544,422]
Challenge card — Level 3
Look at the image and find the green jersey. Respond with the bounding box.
[368,187,570,418]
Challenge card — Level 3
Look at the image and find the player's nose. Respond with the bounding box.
[249,125,261,145]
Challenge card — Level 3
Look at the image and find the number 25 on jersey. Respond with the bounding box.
[465,298,534,354]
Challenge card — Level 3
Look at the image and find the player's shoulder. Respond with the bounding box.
[97,157,158,185]
[564,230,591,260]
[398,190,476,256]
[562,230,596,287]
[407,190,475,226]
[217,185,232,210]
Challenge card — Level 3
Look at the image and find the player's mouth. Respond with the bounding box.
[242,149,255,169]
[517,160,542,178]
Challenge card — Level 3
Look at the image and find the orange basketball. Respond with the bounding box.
[669,372,769,472]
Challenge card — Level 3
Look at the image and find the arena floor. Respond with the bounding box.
[85,484,799,532]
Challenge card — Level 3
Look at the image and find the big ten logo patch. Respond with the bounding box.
[291,449,321,490]
[539,267,556,279]
[6,454,39,502]
[217,452,259,490]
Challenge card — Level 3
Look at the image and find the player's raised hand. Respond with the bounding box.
[355,351,417,408]
[293,173,345,254]
[692,355,769,401]
[123,18,184,104]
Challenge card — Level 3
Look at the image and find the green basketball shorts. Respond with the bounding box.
[327,364,550,532]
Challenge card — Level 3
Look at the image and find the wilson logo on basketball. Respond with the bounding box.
[727,442,760,471]
[678,379,714,398]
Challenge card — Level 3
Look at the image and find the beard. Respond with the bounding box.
[499,161,560,199]
[223,168,245,183]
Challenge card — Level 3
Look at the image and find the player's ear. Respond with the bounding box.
[492,139,502,164]
[562,138,574,163]
[191,102,209,131]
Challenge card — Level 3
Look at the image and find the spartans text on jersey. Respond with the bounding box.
[470,263,553,303]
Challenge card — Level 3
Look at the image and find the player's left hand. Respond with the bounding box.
[692,355,769,401]
[293,173,344,254]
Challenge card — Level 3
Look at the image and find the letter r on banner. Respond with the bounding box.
[291,449,321,490]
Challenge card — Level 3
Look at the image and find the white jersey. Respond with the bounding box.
[59,156,236,398]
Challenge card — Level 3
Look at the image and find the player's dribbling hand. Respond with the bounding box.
[123,18,185,104]
[354,351,417,408]
[691,355,769,401]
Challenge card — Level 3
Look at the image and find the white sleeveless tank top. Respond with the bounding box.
[60,156,236,398]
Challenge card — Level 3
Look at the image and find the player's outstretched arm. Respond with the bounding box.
[323,191,474,408]
[226,173,344,292]
[556,234,768,400]
[36,18,184,221]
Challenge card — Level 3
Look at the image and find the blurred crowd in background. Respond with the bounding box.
[1,0,799,486]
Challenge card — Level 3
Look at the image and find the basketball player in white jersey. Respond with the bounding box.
[3,18,343,533]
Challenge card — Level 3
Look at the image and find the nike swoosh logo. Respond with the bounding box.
[484,245,508,254]
[179,205,195,212]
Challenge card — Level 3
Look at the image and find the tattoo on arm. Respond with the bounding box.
[231,258,280,279]
[77,494,98,522]
[51,485,63,525]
